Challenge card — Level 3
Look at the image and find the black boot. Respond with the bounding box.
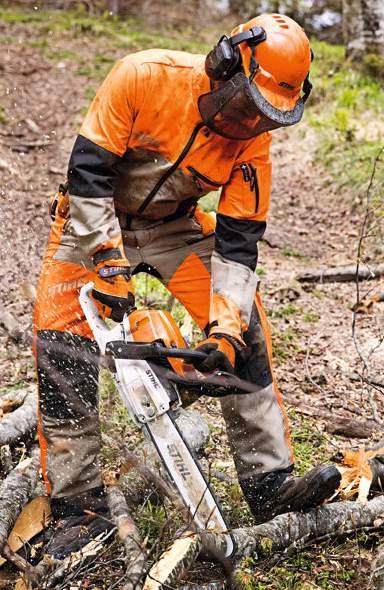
[370,455,384,492]
[240,464,341,524]
[46,486,115,559]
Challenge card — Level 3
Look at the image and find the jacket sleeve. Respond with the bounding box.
[67,58,139,259]
[209,132,272,342]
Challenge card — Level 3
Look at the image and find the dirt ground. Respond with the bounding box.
[0,14,383,590]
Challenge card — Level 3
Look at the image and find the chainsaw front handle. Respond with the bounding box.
[105,340,208,363]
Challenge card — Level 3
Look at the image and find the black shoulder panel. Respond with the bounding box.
[68,134,121,198]
[215,213,266,271]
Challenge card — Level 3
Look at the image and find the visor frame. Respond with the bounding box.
[198,72,305,140]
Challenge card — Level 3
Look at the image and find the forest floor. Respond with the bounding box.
[0,7,383,590]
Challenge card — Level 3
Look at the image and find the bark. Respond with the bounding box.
[0,388,37,446]
[229,496,384,559]
[107,485,147,590]
[326,418,376,439]
[0,447,39,555]
[342,0,384,59]
[295,262,384,284]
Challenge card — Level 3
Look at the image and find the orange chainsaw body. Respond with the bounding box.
[127,308,186,375]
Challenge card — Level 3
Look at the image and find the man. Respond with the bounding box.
[34,13,341,557]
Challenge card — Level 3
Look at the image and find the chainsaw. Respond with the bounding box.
[80,283,253,558]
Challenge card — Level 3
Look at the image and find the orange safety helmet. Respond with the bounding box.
[201,13,312,139]
[232,14,312,114]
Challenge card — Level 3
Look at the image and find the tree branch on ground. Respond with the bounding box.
[0,388,37,446]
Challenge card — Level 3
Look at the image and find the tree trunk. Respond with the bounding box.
[342,0,384,59]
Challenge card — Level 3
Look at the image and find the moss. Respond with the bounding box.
[0,105,7,125]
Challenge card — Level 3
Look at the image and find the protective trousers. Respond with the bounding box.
[34,212,294,498]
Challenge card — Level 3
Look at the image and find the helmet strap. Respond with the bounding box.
[302,74,313,103]
[249,45,259,80]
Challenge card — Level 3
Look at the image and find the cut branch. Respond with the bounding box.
[0,389,37,446]
[0,447,39,555]
[295,262,384,284]
[107,484,147,590]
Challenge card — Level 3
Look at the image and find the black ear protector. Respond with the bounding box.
[205,26,267,82]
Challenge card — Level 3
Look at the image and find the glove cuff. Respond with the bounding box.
[93,247,123,266]
[209,331,244,351]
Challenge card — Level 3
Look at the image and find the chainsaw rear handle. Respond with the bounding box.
[105,340,208,363]
[79,282,125,354]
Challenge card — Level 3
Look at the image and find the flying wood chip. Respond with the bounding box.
[338,447,384,503]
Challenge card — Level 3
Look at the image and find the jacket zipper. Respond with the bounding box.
[187,165,222,188]
[137,122,205,215]
[241,162,260,213]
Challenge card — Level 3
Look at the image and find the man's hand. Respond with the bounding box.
[92,248,135,322]
[192,334,238,374]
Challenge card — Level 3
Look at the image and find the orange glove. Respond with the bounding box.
[92,247,135,322]
[192,334,240,374]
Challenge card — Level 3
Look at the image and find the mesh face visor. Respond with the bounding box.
[198,72,306,140]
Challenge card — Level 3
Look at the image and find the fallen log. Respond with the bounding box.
[229,496,384,559]
[107,484,147,590]
[0,388,37,446]
[148,496,384,586]
[296,262,384,284]
[0,447,39,555]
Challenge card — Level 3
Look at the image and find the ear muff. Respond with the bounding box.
[205,36,241,81]
[205,26,267,82]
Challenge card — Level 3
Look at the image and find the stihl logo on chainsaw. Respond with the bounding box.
[145,369,159,389]
[167,443,192,481]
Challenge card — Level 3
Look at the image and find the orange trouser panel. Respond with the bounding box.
[167,251,211,331]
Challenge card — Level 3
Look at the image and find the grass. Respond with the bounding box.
[308,40,384,192]
[289,411,328,475]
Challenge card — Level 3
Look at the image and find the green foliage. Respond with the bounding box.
[259,537,273,553]
[0,105,6,124]
[281,246,309,260]
[303,311,320,323]
[271,303,298,319]
[308,40,384,191]
[289,413,328,475]
[0,6,210,53]
[136,500,167,545]
[272,326,301,365]
[362,53,384,83]
[199,191,220,212]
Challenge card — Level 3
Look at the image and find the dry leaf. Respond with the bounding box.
[0,497,51,568]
